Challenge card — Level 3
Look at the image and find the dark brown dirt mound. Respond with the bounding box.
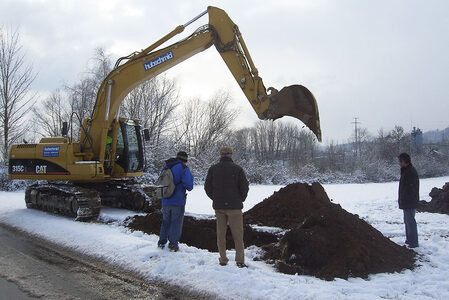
[127,213,278,252]
[246,182,415,280]
[126,182,416,280]
[418,182,449,214]
[244,182,331,228]
[254,184,414,280]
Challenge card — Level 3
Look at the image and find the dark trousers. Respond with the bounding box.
[158,205,185,247]
[403,209,418,247]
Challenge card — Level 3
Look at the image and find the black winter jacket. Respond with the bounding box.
[204,157,249,210]
[398,163,420,209]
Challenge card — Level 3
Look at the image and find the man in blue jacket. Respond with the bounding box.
[158,151,194,252]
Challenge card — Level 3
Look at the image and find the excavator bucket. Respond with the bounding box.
[262,85,322,142]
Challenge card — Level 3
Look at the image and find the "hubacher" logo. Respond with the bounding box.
[143,51,174,71]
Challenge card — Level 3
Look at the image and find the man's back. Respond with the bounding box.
[162,158,194,206]
[205,157,249,209]
[399,163,420,209]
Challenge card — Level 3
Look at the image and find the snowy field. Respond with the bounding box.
[0,177,449,299]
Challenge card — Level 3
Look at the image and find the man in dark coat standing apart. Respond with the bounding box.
[205,146,249,268]
[398,152,420,248]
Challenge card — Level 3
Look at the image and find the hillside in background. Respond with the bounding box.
[423,127,449,143]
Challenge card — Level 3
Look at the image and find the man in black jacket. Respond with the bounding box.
[204,146,249,268]
[398,152,420,248]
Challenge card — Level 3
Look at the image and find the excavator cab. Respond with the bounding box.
[115,120,144,173]
[106,119,144,176]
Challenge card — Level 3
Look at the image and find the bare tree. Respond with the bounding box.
[178,91,239,157]
[229,128,252,161]
[66,78,96,123]
[66,47,112,138]
[0,28,37,160]
[32,89,68,137]
[122,75,179,145]
[250,120,317,166]
[87,47,112,89]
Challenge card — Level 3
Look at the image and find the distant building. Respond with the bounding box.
[411,127,423,153]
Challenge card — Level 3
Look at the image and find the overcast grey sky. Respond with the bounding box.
[1,0,448,143]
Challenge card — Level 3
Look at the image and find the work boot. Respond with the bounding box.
[219,257,229,266]
[168,244,179,252]
[157,243,165,249]
[236,262,248,268]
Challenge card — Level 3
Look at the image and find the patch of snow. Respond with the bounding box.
[98,207,145,224]
[184,212,215,220]
[250,225,287,235]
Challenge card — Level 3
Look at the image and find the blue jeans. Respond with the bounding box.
[158,205,185,247]
[403,209,418,247]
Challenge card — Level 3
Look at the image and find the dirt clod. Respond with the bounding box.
[418,182,449,214]
[127,182,416,280]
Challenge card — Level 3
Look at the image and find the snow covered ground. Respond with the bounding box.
[0,177,449,299]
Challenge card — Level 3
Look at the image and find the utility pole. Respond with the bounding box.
[351,117,360,157]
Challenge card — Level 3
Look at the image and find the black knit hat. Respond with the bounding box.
[176,151,188,162]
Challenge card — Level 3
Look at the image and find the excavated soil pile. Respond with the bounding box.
[418,182,449,214]
[246,182,415,280]
[244,182,331,228]
[126,182,415,280]
[127,213,277,252]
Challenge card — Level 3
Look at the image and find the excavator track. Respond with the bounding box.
[25,183,102,221]
[24,181,159,221]
[77,180,158,212]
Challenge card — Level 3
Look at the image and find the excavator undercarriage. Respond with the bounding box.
[25,181,159,220]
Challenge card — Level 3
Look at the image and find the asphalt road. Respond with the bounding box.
[0,276,32,300]
[0,223,205,300]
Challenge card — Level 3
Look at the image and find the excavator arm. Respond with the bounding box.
[84,6,321,163]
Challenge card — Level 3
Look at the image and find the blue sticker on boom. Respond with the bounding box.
[43,146,60,157]
[143,51,174,71]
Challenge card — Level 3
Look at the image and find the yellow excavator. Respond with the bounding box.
[8,6,321,220]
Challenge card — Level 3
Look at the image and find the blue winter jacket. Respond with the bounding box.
[161,158,194,206]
